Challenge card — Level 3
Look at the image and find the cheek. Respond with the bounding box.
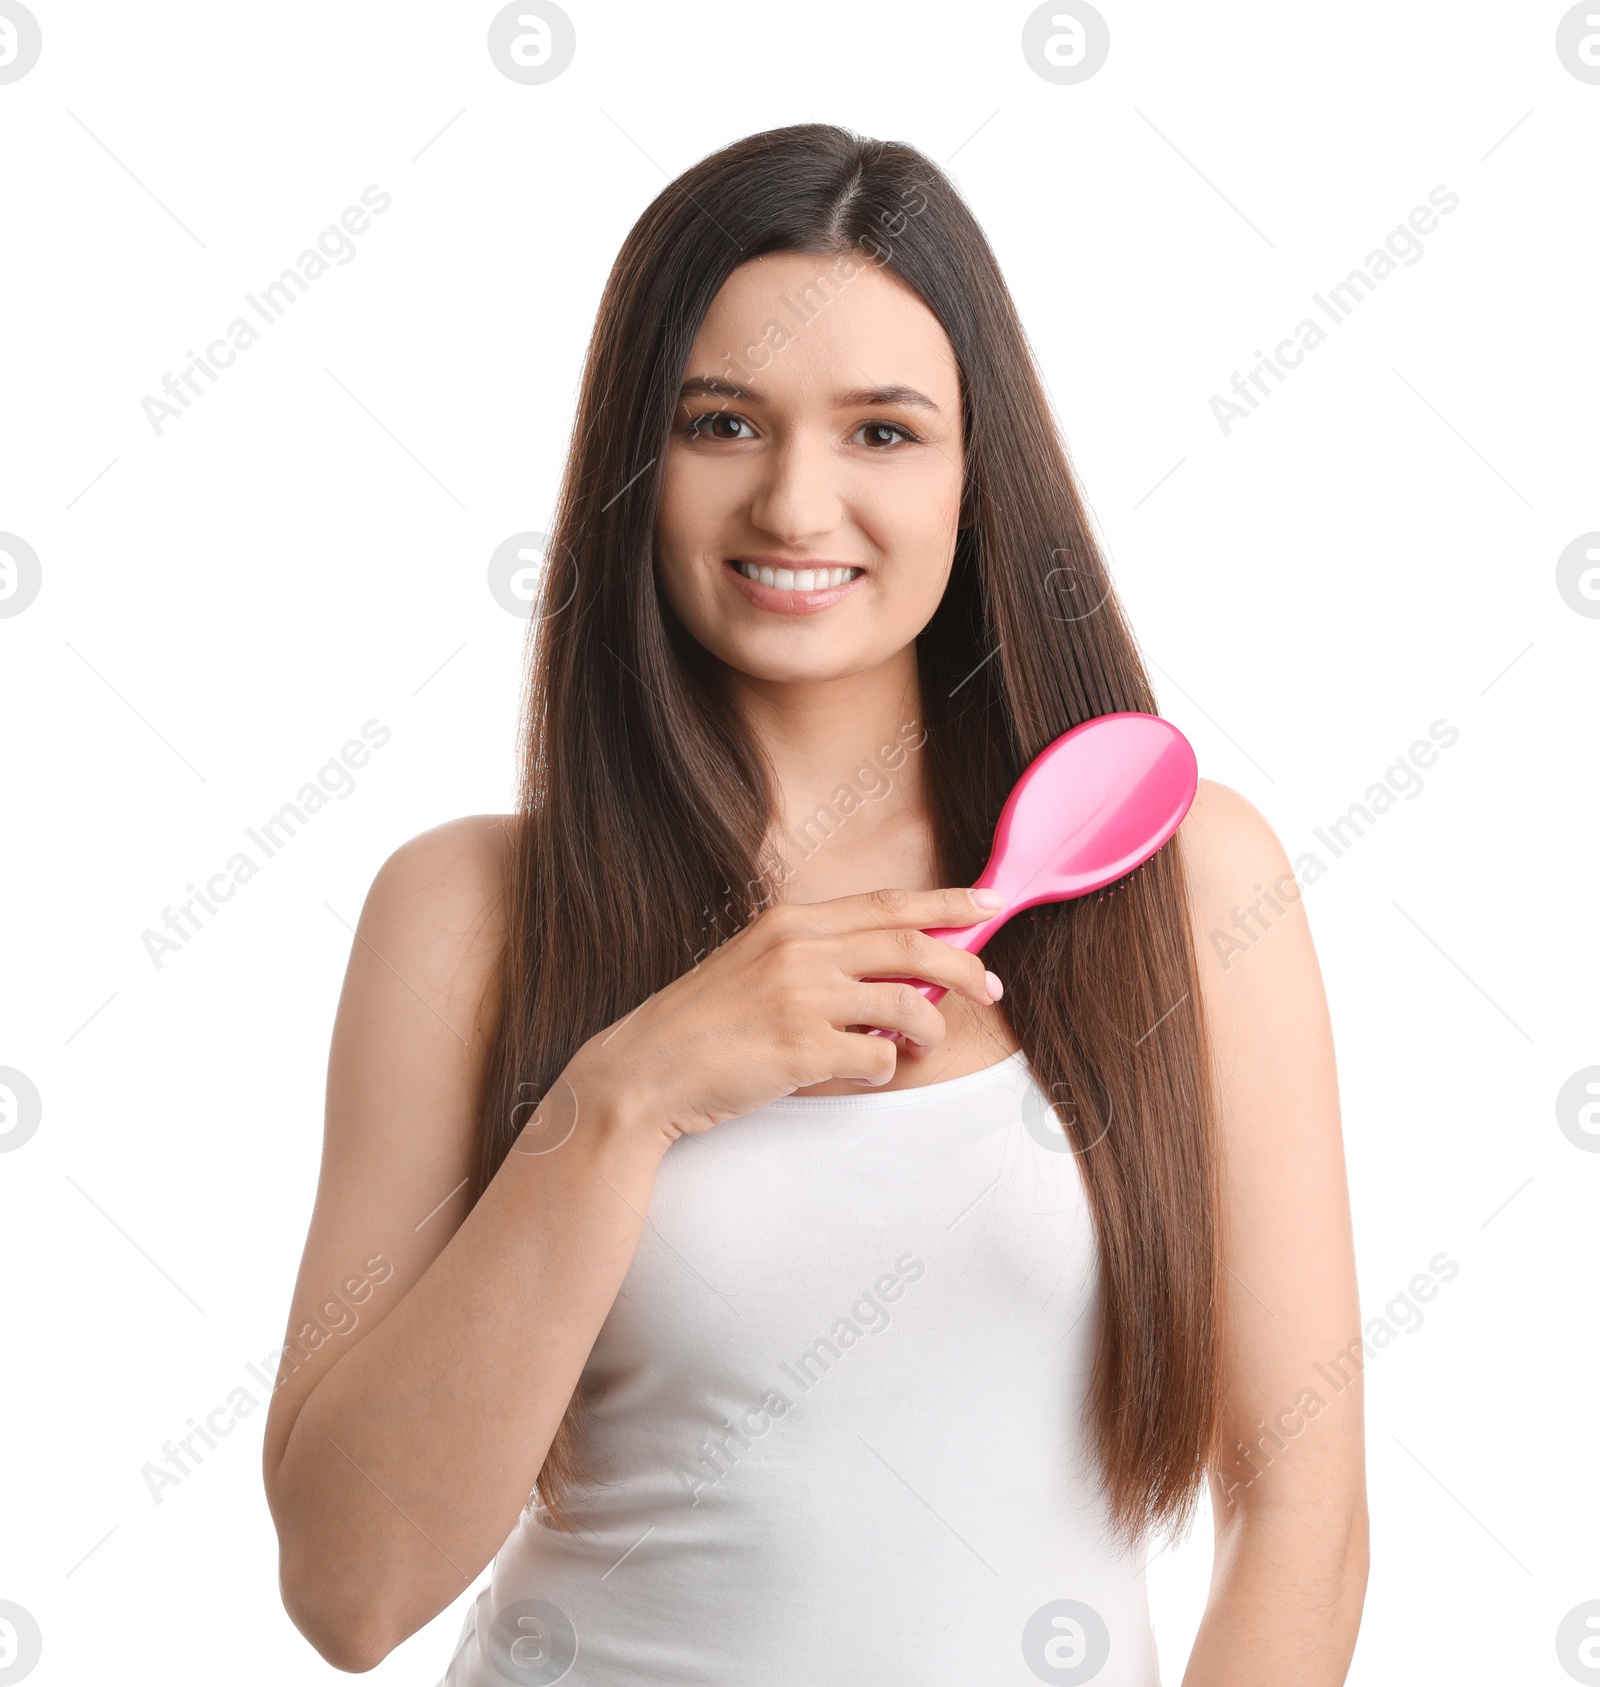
[867,471,962,588]
[657,452,745,564]
[654,458,694,564]
[653,460,710,609]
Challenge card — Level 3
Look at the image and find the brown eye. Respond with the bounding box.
[853,421,917,449]
[687,412,754,442]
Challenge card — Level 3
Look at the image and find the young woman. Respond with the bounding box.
[263,125,1366,1684]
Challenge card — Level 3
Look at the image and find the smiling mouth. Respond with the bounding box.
[730,560,863,591]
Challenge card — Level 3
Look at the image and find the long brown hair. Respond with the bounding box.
[478,123,1222,1551]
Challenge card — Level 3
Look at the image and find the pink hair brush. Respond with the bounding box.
[865,711,1197,1038]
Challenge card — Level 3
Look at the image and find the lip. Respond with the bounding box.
[723,557,867,616]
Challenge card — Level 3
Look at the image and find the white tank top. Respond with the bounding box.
[439,1049,1162,1686]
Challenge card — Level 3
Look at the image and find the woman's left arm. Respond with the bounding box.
[1176,779,1369,1686]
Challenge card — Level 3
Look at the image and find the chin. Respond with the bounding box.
[707,633,881,686]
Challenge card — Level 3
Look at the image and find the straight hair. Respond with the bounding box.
[476,123,1223,1552]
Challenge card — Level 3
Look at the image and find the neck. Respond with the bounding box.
[720,645,930,866]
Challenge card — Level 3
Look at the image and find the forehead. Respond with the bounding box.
[685,250,960,405]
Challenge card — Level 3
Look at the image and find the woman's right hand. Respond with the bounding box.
[563,886,1006,1148]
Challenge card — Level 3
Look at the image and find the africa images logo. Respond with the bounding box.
[0,1,42,84]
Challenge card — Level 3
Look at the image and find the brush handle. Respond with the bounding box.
[851,708,1197,1043]
[861,903,1011,1039]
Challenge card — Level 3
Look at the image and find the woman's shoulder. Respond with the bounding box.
[358,814,519,991]
[1177,776,1296,903]
[1175,774,1329,1041]
[373,812,518,897]
[1183,774,1280,841]
[1175,777,1315,973]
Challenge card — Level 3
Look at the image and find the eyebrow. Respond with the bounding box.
[677,374,942,414]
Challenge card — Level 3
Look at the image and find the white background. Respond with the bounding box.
[2,2,1596,1682]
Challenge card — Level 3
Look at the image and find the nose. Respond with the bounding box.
[746,430,843,546]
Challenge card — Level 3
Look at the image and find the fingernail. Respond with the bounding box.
[969,888,1004,909]
[984,970,1004,1001]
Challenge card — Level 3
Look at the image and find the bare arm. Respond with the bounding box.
[262,816,671,1671]
[1176,780,1369,1685]
[263,825,1001,1671]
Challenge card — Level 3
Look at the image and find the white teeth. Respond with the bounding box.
[733,562,861,590]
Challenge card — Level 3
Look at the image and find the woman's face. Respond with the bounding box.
[655,250,966,685]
